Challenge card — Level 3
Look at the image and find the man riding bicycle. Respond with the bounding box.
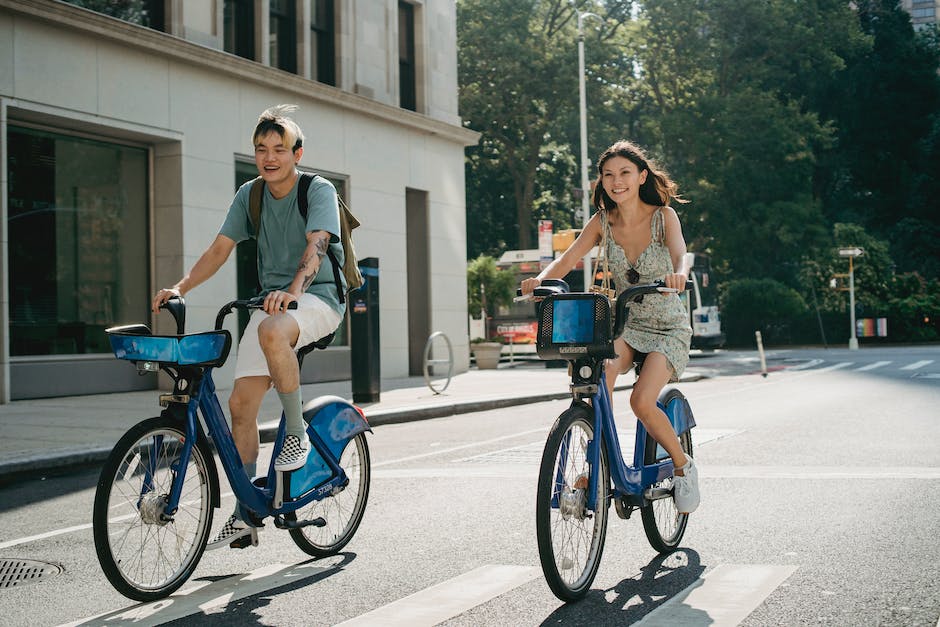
[152,104,346,548]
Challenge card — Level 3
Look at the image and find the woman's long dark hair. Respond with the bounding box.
[591,140,686,211]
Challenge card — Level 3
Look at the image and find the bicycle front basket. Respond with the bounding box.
[536,292,615,361]
[107,327,232,367]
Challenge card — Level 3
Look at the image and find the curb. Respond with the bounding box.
[0,372,705,482]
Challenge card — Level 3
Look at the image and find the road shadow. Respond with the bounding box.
[540,549,708,626]
[73,552,357,625]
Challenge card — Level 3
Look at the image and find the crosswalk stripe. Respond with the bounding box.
[901,359,934,370]
[855,361,891,371]
[335,565,539,626]
[634,564,797,626]
[816,361,853,372]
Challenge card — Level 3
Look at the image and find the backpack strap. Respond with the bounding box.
[299,172,345,304]
[249,177,265,237]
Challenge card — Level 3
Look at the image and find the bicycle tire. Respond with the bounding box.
[93,416,217,601]
[640,388,692,553]
[290,431,370,557]
[535,403,609,602]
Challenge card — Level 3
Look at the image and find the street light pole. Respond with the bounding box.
[578,11,601,291]
[839,247,864,350]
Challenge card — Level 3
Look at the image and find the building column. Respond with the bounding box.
[0,99,9,403]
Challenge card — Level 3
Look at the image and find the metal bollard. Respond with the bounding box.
[755,330,768,378]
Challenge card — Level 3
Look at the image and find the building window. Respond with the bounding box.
[224,0,255,60]
[398,1,417,111]
[270,0,298,73]
[64,0,165,30]
[234,162,350,346]
[310,0,336,85]
[6,126,149,356]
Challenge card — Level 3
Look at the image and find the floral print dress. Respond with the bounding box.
[603,208,692,381]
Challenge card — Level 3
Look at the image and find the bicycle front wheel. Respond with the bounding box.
[641,388,692,553]
[290,432,370,557]
[93,416,216,601]
[536,403,609,602]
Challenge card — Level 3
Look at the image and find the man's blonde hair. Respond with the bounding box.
[252,104,304,151]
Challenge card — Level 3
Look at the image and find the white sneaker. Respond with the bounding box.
[274,433,310,472]
[207,514,257,550]
[673,456,700,514]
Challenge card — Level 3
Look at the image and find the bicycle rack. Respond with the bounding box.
[422,332,454,394]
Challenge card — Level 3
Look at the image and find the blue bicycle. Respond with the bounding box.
[92,297,371,601]
[525,280,696,602]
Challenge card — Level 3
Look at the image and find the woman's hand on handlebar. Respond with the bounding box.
[520,277,542,296]
[663,273,689,293]
[152,287,182,313]
[262,290,299,315]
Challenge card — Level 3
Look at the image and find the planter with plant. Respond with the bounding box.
[467,255,516,369]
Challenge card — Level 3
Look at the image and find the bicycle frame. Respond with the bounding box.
[158,366,352,519]
[580,363,696,512]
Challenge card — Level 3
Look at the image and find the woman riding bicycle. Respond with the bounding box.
[520,140,700,514]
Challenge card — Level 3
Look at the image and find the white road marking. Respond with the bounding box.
[855,361,892,371]
[372,427,548,467]
[0,523,92,551]
[634,564,797,627]
[901,360,934,370]
[704,466,940,480]
[786,358,824,371]
[334,564,539,626]
[59,560,335,627]
[375,464,940,481]
[816,361,854,372]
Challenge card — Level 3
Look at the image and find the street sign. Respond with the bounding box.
[838,247,864,257]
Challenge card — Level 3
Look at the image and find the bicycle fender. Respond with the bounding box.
[303,395,371,462]
[658,389,696,436]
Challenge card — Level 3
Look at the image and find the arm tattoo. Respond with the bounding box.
[314,236,329,260]
[297,234,330,292]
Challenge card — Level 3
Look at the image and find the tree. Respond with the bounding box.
[459,0,633,253]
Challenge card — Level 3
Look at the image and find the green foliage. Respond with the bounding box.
[64,0,158,27]
[458,0,940,343]
[459,0,633,253]
[720,278,808,346]
[467,255,517,322]
[883,273,940,342]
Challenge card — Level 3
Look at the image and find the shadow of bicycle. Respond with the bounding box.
[540,549,709,626]
[73,552,357,626]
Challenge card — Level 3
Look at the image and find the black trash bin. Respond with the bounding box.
[350,257,380,403]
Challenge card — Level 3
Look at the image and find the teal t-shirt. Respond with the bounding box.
[220,173,346,316]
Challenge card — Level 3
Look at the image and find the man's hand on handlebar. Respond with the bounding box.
[152,287,182,313]
[262,290,299,315]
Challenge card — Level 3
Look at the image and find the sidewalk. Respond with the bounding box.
[0,361,703,481]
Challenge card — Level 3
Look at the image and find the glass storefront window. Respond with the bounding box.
[234,161,350,346]
[7,126,149,356]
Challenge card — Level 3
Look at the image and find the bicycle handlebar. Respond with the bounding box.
[214,296,297,330]
[156,295,297,333]
[611,281,692,338]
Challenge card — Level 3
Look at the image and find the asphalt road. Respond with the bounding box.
[0,345,937,626]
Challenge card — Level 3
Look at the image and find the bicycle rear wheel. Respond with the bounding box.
[536,403,609,602]
[290,432,370,557]
[641,388,692,553]
[93,416,216,601]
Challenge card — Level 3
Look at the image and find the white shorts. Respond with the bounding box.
[234,293,343,380]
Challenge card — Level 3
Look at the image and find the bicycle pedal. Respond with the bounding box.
[228,528,259,549]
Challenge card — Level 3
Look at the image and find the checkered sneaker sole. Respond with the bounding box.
[274,433,310,472]
[207,514,253,550]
